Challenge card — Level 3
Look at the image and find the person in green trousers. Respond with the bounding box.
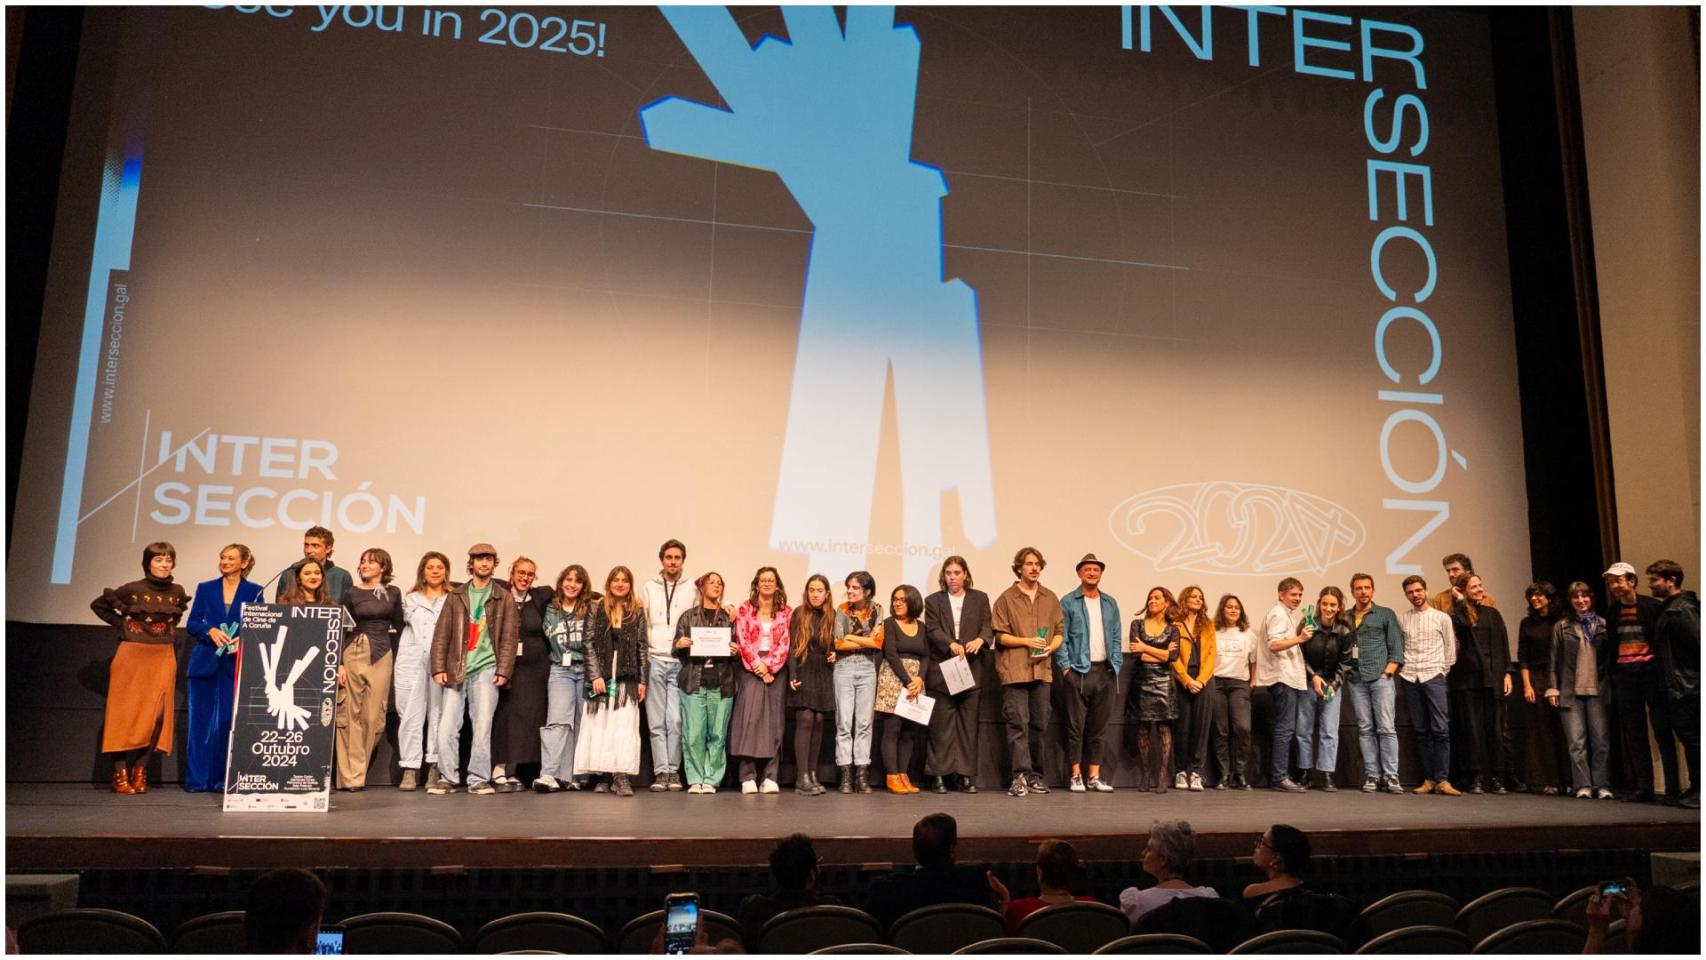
[675,572,740,793]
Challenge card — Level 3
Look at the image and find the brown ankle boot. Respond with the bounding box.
[886,774,909,794]
[129,766,149,794]
[111,769,135,794]
[900,773,921,794]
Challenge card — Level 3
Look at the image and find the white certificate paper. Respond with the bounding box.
[690,626,733,657]
[894,691,936,725]
[941,655,976,695]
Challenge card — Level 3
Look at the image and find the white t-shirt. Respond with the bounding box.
[1085,594,1107,663]
[759,619,774,654]
[1213,626,1257,681]
[949,591,966,640]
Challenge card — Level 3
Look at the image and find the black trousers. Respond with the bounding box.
[1615,666,1680,795]
[1060,664,1116,770]
[1671,692,1700,796]
[1448,688,1502,785]
[926,684,982,778]
[880,712,924,776]
[1173,676,1213,777]
[1207,676,1252,785]
[1003,681,1050,776]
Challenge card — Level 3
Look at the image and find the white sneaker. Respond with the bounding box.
[1189,773,1204,792]
[741,780,758,794]
[1069,775,1086,793]
[1575,787,1592,799]
[687,783,704,795]
[532,775,561,794]
[761,778,780,794]
[1597,788,1616,800]
[1174,772,1189,790]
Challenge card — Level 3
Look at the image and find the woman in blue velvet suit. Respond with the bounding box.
[183,544,264,792]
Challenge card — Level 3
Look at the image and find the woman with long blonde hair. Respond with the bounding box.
[572,566,649,796]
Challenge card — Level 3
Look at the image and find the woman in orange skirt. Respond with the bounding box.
[91,541,189,794]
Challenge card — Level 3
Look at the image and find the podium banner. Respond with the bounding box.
[223,604,342,812]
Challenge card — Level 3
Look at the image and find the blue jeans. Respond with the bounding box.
[1269,683,1302,784]
[1559,694,1611,791]
[1346,677,1399,779]
[1399,674,1451,783]
[1296,685,1343,772]
[540,664,585,781]
[834,656,877,766]
[646,657,684,774]
[437,667,500,786]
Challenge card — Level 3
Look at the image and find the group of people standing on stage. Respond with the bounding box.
[91,531,1698,809]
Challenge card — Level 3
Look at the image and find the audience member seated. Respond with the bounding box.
[1117,820,1218,929]
[865,813,1001,930]
[1584,882,1701,955]
[1242,825,1307,908]
[243,868,327,955]
[737,834,842,943]
[988,839,1098,932]
[1242,825,1355,939]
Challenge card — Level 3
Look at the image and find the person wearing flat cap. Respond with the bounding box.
[427,543,521,796]
[1055,554,1123,792]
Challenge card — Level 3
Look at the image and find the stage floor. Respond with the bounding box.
[8,783,1698,870]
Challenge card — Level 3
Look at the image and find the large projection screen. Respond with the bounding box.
[10,5,1527,621]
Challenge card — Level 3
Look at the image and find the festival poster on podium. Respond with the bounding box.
[223,604,342,812]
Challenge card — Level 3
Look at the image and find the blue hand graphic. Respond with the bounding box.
[642,6,997,584]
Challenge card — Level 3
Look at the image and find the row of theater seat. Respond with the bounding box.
[16,881,1693,954]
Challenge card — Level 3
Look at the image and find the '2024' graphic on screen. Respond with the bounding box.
[1109,482,1366,577]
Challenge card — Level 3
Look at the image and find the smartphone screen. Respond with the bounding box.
[1599,880,1629,897]
[316,926,345,955]
[664,894,699,955]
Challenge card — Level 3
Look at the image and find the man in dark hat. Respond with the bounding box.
[1055,554,1123,792]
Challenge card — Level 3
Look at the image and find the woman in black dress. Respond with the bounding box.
[490,556,553,792]
[1128,586,1180,792]
[787,574,837,795]
[1515,581,1570,794]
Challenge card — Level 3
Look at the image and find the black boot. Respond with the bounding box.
[839,765,854,795]
[795,772,813,795]
[856,765,873,794]
[930,776,948,794]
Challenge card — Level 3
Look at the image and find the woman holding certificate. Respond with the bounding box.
[874,584,931,795]
[674,572,740,794]
[924,556,993,793]
[787,575,838,795]
[730,568,792,794]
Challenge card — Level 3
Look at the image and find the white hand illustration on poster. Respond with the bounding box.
[258,626,318,731]
[643,6,997,584]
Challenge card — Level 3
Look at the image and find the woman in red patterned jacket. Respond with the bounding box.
[729,567,792,794]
